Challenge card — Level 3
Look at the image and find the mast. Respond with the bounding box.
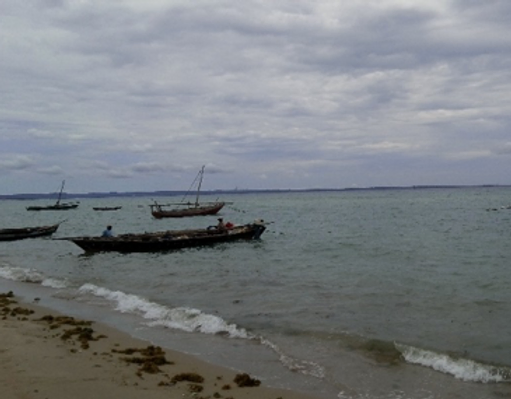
[56,180,65,205]
[195,165,205,207]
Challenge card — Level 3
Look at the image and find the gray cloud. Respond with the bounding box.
[1,0,510,193]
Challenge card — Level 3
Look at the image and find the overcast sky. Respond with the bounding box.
[2,0,511,194]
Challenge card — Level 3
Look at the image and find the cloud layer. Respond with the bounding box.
[1,0,510,193]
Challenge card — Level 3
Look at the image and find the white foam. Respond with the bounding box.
[76,283,325,379]
[78,283,252,338]
[0,264,69,290]
[0,265,45,283]
[41,278,68,289]
[396,343,511,383]
[260,337,325,378]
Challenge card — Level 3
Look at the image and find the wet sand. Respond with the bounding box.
[0,291,321,399]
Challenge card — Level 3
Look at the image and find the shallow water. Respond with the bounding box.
[1,187,511,398]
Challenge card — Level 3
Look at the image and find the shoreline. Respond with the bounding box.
[0,290,322,399]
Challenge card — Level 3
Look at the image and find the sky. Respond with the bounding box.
[1,0,511,194]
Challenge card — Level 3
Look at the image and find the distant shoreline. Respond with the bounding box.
[0,184,509,201]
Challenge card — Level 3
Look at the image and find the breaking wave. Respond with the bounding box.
[78,283,253,338]
[396,343,511,383]
[0,263,66,288]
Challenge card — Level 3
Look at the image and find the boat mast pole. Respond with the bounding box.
[195,165,205,207]
[56,180,65,205]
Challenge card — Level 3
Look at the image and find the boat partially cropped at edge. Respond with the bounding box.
[0,222,63,241]
[60,222,266,253]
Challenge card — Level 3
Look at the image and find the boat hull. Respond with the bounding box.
[151,202,225,218]
[26,204,79,211]
[63,223,266,253]
[0,223,61,241]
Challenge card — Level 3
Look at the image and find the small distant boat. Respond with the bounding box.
[61,222,266,253]
[26,180,79,211]
[27,203,78,211]
[150,165,226,218]
[151,202,224,218]
[0,222,62,241]
[93,206,122,211]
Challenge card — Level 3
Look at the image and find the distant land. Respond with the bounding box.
[0,185,509,200]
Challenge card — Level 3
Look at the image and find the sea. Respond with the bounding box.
[1,187,510,399]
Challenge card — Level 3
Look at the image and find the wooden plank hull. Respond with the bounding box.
[151,202,225,218]
[0,223,61,241]
[26,203,79,211]
[93,206,122,211]
[63,223,266,253]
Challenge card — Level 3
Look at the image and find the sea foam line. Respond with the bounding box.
[78,283,252,338]
[78,283,325,379]
[396,343,511,383]
[0,264,68,288]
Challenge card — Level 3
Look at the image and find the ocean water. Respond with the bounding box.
[1,187,511,399]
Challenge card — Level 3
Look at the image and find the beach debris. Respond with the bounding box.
[36,315,106,349]
[37,315,93,328]
[0,291,17,310]
[188,383,204,393]
[1,292,35,319]
[170,373,206,395]
[171,372,205,383]
[114,345,173,374]
[10,306,35,317]
[60,326,96,349]
[233,373,261,387]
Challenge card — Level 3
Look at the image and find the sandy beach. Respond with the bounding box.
[0,290,321,399]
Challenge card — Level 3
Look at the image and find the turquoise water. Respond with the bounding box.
[1,187,511,398]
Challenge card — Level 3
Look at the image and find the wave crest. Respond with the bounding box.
[396,343,511,383]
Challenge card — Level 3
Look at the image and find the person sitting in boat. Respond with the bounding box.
[217,218,227,231]
[102,225,114,237]
[225,221,234,229]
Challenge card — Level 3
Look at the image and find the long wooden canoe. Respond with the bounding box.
[0,223,62,241]
[61,223,266,253]
[150,202,224,218]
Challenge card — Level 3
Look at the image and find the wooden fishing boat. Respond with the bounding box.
[0,223,62,241]
[93,206,122,211]
[61,222,266,253]
[26,180,79,211]
[150,165,226,218]
[150,201,224,218]
[26,203,79,211]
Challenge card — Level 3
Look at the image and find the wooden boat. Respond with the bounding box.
[93,206,122,211]
[0,223,62,241]
[61,222,266,253]
[26,203,78,211]
[150,201,224,218]
[150,165,226,218]
[26,180,79,211]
